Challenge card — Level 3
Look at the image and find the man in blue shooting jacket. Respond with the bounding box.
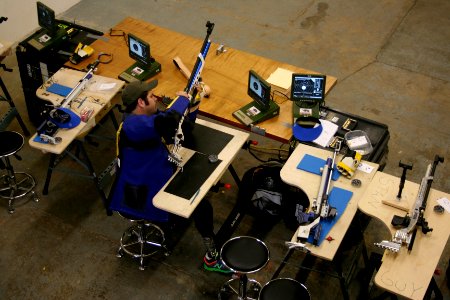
[109,80,230,273]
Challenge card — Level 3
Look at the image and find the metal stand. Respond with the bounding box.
[0,65,30,136]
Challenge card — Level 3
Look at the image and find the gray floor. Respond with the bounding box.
[1,0,449,299]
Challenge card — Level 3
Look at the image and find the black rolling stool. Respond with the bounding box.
[116,212,169,270]
[219,236,270,300]
[0,131,38,213]
[259,278,311,300]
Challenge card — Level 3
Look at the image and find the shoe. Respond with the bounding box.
[203,256,233,274]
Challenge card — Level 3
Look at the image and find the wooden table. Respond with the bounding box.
[153,118,249,218]
[359,171,450,300]
[69,17,337,142]
[281,143,379,261]
[29,67,124,154]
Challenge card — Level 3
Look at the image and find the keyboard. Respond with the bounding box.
[232,110,253,126]
[119,72,139,83]
[28,39,44,51]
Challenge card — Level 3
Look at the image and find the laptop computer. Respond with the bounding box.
[232,70,280,126]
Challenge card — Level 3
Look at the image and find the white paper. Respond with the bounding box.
[266,68,293,90]
[357,162,374,174]
[437,197,450,213]
[312,119,339,147]
[99,83,117,90]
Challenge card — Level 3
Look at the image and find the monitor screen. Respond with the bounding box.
[37,1,56,34]
[291,74,326,102]
[248,70,271,110]
[128,33,153,67]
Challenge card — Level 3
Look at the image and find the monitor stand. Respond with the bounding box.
[232,99,280,126]
[119,60,161,83]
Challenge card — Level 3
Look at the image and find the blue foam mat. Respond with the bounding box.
[297,153,340,181]
[306,187,353,245]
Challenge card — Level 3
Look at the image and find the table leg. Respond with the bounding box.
[214,165,244,247]
[77,141,109,209]
[271,248,295,280]
[42,153,57,195]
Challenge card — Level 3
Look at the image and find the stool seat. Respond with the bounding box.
[219,236,270,300]
[0,131,24,157]
[221,236,270,273]
[0,131,38,213]
[259,278,310,300]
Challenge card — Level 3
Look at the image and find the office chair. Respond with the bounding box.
[0,131,38,213]
[218,236,270,300]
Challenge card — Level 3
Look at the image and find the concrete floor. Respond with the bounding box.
[1,0,449,299]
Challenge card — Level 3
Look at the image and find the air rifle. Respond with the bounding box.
[297,141,341,246]
[168,21,215,167]
[375,155,444,253]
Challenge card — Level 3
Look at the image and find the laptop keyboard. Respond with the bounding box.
[119,72,139,83]
[233,110,253,126]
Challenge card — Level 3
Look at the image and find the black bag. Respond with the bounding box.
[240,162,310,229]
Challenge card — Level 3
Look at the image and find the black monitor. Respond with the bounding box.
[36,1,57,35]
[118,33,161,83]
[291,74,326,102]
[248,70,272,111]
[128,33,154,67]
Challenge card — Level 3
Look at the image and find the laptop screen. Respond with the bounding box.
[248,70,271,111]
[291,74,326,103]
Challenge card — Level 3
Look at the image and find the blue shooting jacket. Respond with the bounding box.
[109,96,197,221]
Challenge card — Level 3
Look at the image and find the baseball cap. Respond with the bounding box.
[122,80,158,107]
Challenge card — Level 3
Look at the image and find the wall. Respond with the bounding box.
[0,0,80,44]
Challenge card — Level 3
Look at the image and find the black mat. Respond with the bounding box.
[183,123,233,155]
[164,152,222,200]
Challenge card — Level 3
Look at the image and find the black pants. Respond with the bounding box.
[191,199,215,238]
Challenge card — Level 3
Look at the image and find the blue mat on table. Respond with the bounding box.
[297,154,340,181]
[306,187,353,245]
[47,83,72,97]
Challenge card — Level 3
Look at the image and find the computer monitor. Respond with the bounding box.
[291,74,326,103]
[248,70,272,111]
[118,33,161,83]
[36,1,57,35]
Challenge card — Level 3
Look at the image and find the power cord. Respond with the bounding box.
[243,140,289,163]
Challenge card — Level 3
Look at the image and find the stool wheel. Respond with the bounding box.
[259,278,310,300]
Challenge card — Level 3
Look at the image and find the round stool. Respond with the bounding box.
[259,278,310,300]
[0,131,38,213]
[116,212,169,270]
[219,236,270,300]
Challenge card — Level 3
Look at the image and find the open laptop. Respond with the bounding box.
[291,74,326,126]
[232,70,280,126]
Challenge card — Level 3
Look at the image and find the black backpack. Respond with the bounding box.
[240,162,310,230]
